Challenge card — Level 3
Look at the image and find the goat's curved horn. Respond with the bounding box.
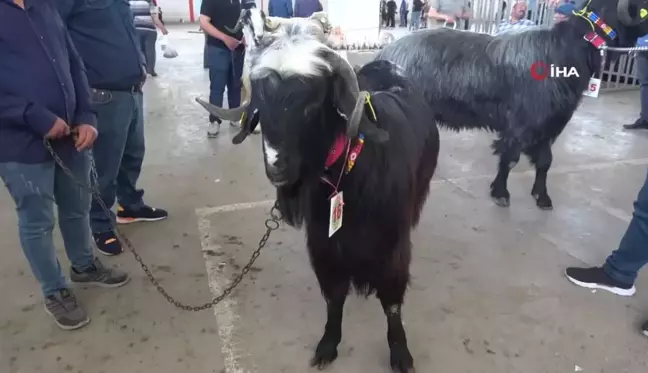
[226,9,248,33]
[617,0,644,25]
[264,17,281,32]
[328,50,389,143]
[195,79,251,121]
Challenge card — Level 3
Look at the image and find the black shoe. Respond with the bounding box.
[150,71,158,77]
[642,320,648,338]
[93,231,123,256]
[116,204,168,224]
[565,266,636,296]
[623,119,648,130]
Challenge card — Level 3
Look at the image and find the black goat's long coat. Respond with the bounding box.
[275,61,440,297]
[375,22,599,149]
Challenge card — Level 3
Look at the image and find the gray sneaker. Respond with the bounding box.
[70,257,130,288]
[44,288,90,330]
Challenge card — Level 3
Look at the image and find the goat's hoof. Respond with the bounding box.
[491,196,510,207]
[310,342,338,370]
[533,194,553,210]
[490,187,510,207]
[390,346,415,373]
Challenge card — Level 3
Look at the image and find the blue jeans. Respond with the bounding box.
[138,29,157,74]
[90,90,146,234]
[206,44,244,123]
[603,169,648,284]
[636,53,648,121]
[0,153,94,297]
[410,11,421,30]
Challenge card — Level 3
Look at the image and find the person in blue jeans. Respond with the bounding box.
[57,0,168,256]
[0,0,130,330]
[199,0,252,138]
[624,50,648,129]
[565,170,648,338]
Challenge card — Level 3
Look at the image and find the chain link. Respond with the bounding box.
[44,140,282,311]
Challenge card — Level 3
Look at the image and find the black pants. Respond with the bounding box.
[387,12,395,27]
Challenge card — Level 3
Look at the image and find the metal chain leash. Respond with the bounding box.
[44,140,283,311]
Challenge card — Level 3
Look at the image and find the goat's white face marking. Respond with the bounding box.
[263,139,280,167]
[251,37,332,78]
[250,9,265,39]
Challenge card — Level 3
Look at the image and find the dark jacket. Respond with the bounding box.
[294,0,322,18]
[56,0,146,91]
[387,0,397,14]
[269,0,293,18]
[413,0,423,11]
[0,0,96,164]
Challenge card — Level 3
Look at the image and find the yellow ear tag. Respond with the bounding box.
[641,8,648,18]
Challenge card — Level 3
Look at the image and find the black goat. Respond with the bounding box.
[198,36,440,372]
[376,0,648,210]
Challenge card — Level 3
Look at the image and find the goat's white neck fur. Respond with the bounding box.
[251,36,332,78]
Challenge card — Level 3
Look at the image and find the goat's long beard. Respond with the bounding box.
[276,180,307,228]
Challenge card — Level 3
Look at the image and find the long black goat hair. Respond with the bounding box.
[198,42,440,371]
[376,0,648,210]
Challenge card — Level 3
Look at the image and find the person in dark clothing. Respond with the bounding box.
[57,0,169,256]
[565,169,648,337]
[294,0,322,18]
[269,0,293,18]
[386,0,397,28]
[200,0,256,137]
[1,0,130,330]
[411,0,423,29]
[400,0,409,27]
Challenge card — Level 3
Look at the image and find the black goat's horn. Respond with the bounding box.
[264,18,282,32]
[328,50,389,143]
[226,9,248,33]
[195,77,251,121]
[617,0,643,25]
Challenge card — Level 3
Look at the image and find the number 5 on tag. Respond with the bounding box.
[583,77,601,98]
[329,192,344,237]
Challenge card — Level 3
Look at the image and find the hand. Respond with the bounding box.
[222,35,241,51]
[139,65,147,90]
[45,117,70,140]
[74,124,98,151]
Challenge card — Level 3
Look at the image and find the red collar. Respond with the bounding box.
[584,31,606,49]
[324,133,366,174]
[325,135,349,168]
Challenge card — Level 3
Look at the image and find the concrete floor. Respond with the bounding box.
[2,25,648,373]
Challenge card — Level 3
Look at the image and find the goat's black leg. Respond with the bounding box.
[376,256,414,372]
[310,270,350,370]
[525,141,553,210]
[490,138,521,207]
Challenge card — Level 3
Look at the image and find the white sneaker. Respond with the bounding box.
[229,120,240,128]
[207,121,220,138]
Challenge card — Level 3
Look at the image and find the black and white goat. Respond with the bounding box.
[376,0,648,210]
[198,32,440,372]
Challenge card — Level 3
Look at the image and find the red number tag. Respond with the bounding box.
[329,192,344,237]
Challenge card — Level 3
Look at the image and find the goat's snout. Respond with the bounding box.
[263,140,291,186]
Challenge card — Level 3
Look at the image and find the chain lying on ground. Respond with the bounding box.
[44,141,283,311]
